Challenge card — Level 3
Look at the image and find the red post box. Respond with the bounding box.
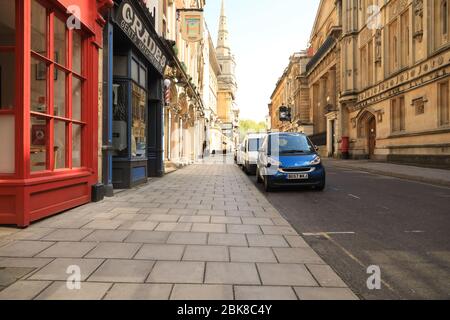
[340,137,350,159]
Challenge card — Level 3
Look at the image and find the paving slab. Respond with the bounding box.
[205,262,260,285]
[294,287,359,300]
[230,247,277,263]
[171,284,233,300]
[234,286,298,300]
[86,243,142,259]
[35,281,112,300]
[134,244,185,261]
[183,245,229,262]
[0,241,55,258]
[88,259,155,283]
[208,233,248,247]
[147,261,205,284]
[246,235,290,248]
[0,281,51,300]
[37,242,97,258]
[306,264,348,288]
[29,258,104,281]
[104,283,172,300]
[125,231,170,244]
[83,230,131,243]
[257,263,318,287]
[44,229,94,242]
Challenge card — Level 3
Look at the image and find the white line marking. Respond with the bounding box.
[404,230,425,233]
[303,232,356,236]
[348,194,361,199]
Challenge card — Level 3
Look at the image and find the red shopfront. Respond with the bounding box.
[0,0,112,227]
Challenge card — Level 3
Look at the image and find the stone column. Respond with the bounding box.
[319,77,328,133]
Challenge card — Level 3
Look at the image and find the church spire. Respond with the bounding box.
[217,0,230,56]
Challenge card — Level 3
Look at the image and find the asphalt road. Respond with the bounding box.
[248,162,450,300]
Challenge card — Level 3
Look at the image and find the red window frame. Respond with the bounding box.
[29,0,88,177]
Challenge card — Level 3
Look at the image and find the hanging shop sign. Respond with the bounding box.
[116,0,168,74]
[180,10,204,43]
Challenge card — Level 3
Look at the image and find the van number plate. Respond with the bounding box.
[287,174,309,180]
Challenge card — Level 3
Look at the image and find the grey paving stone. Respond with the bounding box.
[168,209,198,216]
[306,264,348,288]
[271,218,290,226]
[155,223,192,232]
[43,229,94,242]
[114,214,149,221]
[179,216,211,223]
[167,232,208,245]
[226,210,254,217]
[147,214,180,223]
[211,217,242,225]
[110,207,141,214]
[45,219,92,229]
[159,203,187,209]
[257,264,318,286]
[183,245,229,262]
[261,226,298,236]
[88,259,155,283]
[35,281,112,300]
[147,261,204,284]
[273,248,325,264]
[241,217,274,226]
[0,267,35,287]
[86,243,142,259]
[125,231,170,244]
[134,244,185,261]
[0,241,54,258]
[0,281,51,300]
[82,220,123,230]
[208,233,248,247]
[284,236,310,248]
[230,247,277,263]
[171,284,233,300]
[118,221,158,231]
[29,258,104,281]
[83,230,131,243]
[104,283,172,300]
[0,258,53,269]
[138,208,170,215]
[191,223,226,233]
[37,242,97,258]
[197,209,226,216]
[8,228,55,241]
[205,262,260,285]
[246,235,290,248]
[235,286,298,300]
[227,224,262,235]
[294,287,359,300]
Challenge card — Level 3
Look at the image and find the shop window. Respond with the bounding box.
[31,0,47,55]
[113,55,128,77]
[54,17,66,67]
[131,83,147,158]
[0,1,15,46]
[30,116,48,172]
[72,124,82,167]
[73,32,82,75]
[439,81,450,126]
[31,56,48,113]
[139,66,146,88]
[54,121,66,169]
[131,59,139,83]
[30,0,86,172]
[112,82,129,158]
[54,68,67,117]
[0,52,15,109]
[0,1,16,174]
[434,0,450,49]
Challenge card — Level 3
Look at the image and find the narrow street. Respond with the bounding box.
[249,161,450,300]
[0,159,357,300]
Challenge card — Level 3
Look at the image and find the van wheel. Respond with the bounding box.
[256,169,263,183]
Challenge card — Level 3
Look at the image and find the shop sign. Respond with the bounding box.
[116,0,167,74]
[180,10,204,42]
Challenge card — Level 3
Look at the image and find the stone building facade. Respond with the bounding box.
[341,0,450,167]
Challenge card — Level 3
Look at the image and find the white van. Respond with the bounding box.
[243,133,267,174]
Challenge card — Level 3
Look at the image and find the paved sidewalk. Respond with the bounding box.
[325,159,450,187]
[0,161,358,300]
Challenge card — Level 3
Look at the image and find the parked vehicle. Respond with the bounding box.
[257,132,326,192]
[235,143,245,167]
[243,133,267,174]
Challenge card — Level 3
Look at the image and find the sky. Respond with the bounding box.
[204,0,320,122]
